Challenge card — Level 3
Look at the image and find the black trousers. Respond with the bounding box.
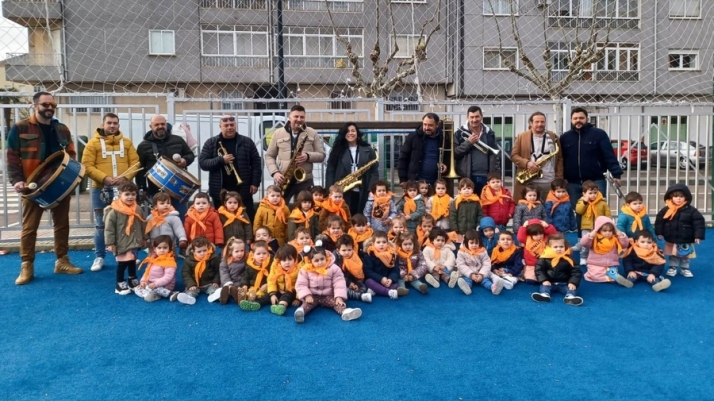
[282,178,314,206]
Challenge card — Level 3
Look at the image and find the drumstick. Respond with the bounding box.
[120,166,143,178]
[28,183,37,190]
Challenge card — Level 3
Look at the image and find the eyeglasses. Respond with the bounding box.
[37,102,58,109]
[221,117,235,122]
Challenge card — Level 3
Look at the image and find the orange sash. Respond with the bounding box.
[289,207,314,228]
[260,197,287,224]
[491,245,519,264]
[270,259,299,292]
[540,246,574,267]
[584,192,604,218]
[592,233,623,255]
[623,239,666,265]
[518,199,541,211]
[620,204,647,233]
[246,252,271,292]
[480,186,510,207]
[348,227,373,244]
[402,195,417,215]
[193,247,215,287]
[187,206,209,239]
[110,199,145,236]
[546,191,570,215]
[430,195,451,220]
[341,251,365,280]
[454,194,481,209]
[218,206,250,227]
[396,247,414,274]
[663,199,685,220]
[138,252,176,283]
[367,244,396,268]
[145,206,175,234]
[323,198,348,222]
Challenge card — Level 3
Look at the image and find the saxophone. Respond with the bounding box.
[516,142,559,184]
[335,146,379,192]
[280,133,308,193]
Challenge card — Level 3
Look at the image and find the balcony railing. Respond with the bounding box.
[199,0,267,10]
[5,53,61,66]
[284,57,355,68]
[284,0,363,12]
[201,55,270,68]
[550,70,639,82]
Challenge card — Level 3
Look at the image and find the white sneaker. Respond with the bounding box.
[367,289,376,296]
[456,278,472,295]
[491,278,504,295]
[91,257,104,272]
[177,293,196,305]
[341,308,362,321]
[361,292,373,303]
[680,268,694,278]
[424,273,440,288]
[571,243,582,252]
[388,289,398,299]
[579,258,587,266]
[666,267,677,277]
[448,271,459,288]
[207,290,221,303]
[501,276,515,290]
[294,307,305,323]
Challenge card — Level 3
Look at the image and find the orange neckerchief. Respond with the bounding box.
[620,204,647,233]
[388,230,402,243]
[623,239,666,265]
[425,244,444,261]
[312,200,323,213]
[187,206,209,239]
[260,197,287,224]
[341,251,365,280]
[540,246,574,267]
[430,194,451,219]
[348,227,373,244]
[546,191,570,215]
[218,206,250,226]
[518,199,541,211]
[525,236,546,258]
[417,226,430,247]
[491,245,519,264]
[396,247,414,274]
[288,239,314,252]
[459,246,486,257]
[323,229,343,244]
[289,207,314,228]
[371,192,394,219]
[145,206,175,234]
[455,194,481,209]
[367,244,396,268]
[138,252,176,283]
[593,233,623,255]
[323,198,348,222]
[193,247,215,287]
[663,200,685,220]
[246,252,271,292]
[270,259,299,292]
[402,195,417,215]
[110,199,145,235]
[300,252,334,276]
[480,186,510,206]
[584,193,604,218]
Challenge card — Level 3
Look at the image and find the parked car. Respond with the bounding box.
[649,141,712,169]
[611,140,648,170]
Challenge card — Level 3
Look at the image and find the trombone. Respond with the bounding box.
[439,118,460,180]
[218,141,243,185]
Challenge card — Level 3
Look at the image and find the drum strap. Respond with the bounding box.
[151,143,160,159]
[100,138,125,177]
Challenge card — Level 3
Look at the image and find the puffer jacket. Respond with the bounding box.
[397,252,428,280]
[219,258,246,286]
[513,202,548,231]
[560,122,622,182]
[295,263,347,300]
[146,210,187,242]
[479,217,498,254]
[397,125,453,182]
[455,249,492,278]
[220,212,253,242]
[491,246,525,277]
[453,123,500,177]
[448,198,483,234]
[184,208,224,245]
[655,184,705,244]
[136,127,195,195]
[545,198,577,232]
[182,244,221,288]
[363,251,400,283]
[422,246,456,273]
[104,204,147,254]
[264,125,325,181]
[622,251,665,277]
[396,194,426,232]
[238,256,274,289]
[616,208,655,238]
[140,260,177,290]
[575,197,611,231]
[535,257,582,287]
[481,187,515,226]
[254,202,290,246]
[268,265,300,294]
[82,129,140,188]
[580,216,629,268]
[198,133,262,199]
[517,219,558,266]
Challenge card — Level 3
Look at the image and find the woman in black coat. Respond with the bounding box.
[324,122,379,216]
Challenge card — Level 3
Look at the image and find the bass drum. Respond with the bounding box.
[146,156,200,203]
[22,151,85,209]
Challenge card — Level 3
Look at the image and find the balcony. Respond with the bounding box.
[2,0,62,27]
[3,53,62,83]
[201,55,269,68]
[200,0,267,10]
[550,70,640,82]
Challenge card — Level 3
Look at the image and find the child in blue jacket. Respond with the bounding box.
[617,191,655,238]
[479,216,498,255]
[544,179,576,233]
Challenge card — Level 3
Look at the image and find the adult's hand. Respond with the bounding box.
[222,153,235,164]
[13,181,26,193]
[399,182,407,190]
[294,153,308,164]
[467,133,480,144]
[614,178,621,186]
[526,161,540,173]
[249,185,259,195]
[273,172,286,186]
[177,158,187,168]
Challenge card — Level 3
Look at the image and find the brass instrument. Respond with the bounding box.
[604,171,624,198]
[281,133,308,193]
[335,146,379,192]
[218,141,243,185]
[462,129,500,155]
[441,118,460,179]
[516,142,559,184]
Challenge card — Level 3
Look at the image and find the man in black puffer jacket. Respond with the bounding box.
[199,114,262,220]
[397,113,452,189]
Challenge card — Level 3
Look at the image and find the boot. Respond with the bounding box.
[54,256,83,275]
[15,261,34,285]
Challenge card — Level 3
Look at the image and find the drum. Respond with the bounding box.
[146,156,200,203]
[23,151,86,209]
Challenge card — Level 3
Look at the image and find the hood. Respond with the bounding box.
[592,216,615,233]
[167,210,180,217]
[93,128,125,143]
[524,219,547,228]
[479,216,496,231]
[664,184,692,203]
[143,122,174,142]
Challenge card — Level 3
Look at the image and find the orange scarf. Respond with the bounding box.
[402,195,417,215]
[367,244,396,268]
[546,191,570,215]
[270,259,299,292]
[430,195,451,220]
[322,198,348,222]
[388,230,400,243]
[455,194,481,209]
[540,246,574,267]
[663,200,685,220]
[491,245,519,264]
[246,252,271,292]
[145,206,175,234]
[518,199,541,211]
[218,206,250,227]
[623,239,666,265]
[396,247,414,274]
[323,229,342,244]
[138,252,176,283]
[289,207,314,228]
[584,192,604,218]
[620,204,647,233]
[525,236,546,258]
[288,239,314,252]
[348,227,373,244]
[417,226,430,247]
[110,199,145,236]
[480,186,510,207]
[425,244,444,261]
[592,233,623,255]
[313,200,323,213]
[193,247,215,287]
[459,246,486,257]
[371,192,394,219]
[341,251,365,280]
[260,197,287,224]
[186,206,209,239]
[300,252,334,276]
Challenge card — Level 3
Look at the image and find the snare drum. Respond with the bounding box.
[23,151,86,209]
[146,156,200,203]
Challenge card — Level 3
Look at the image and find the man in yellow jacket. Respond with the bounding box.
[81,112,140,272]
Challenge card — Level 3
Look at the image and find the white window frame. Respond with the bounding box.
[668,50,699,71]
[392,35,426,59]
[149,30,175,56]
[669,0,701,18]
[391,0,426,3]
[550,42,595,72]
[597,42,639,72]
[550,0,639,19]
[483,0,518,16]
[482,47,518,70]
[220,90,245,110]
[201,26,269,57]
[281,27,363,58]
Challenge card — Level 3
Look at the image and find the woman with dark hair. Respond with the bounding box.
[325,122,379,215]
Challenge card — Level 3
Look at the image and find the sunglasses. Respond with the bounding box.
[221,117,235,122]
[37,102,58,109]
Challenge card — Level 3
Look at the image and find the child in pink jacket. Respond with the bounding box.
[134,235,178,302]
[294,246,362,323]
[580,216,630,284]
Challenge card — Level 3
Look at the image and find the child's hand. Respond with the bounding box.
[380,277,389,286]
[107,245,116,254]
[271,295,278,305]
[259,284,267,292]
[148,283,156,290]
[646,275,656,284]
[405,274,413,281]
[472,274,483,283]
[385,278,393,287]
[349,283,359,291]
[567,283,576,291]
[495,268,505,276]
[542,281,551,286]
[628,272,637,279]
[434,266,443,275]
[495,227,500,233]
[179,240,188,249]
[212,283,219,288]
[188,286,197,291]
[335,297,346,307]
[304,295,314,304]
[292,299,301,307]
[695,239,701,245]
[540,220,548,227]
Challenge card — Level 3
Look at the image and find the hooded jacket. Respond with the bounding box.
[453,123,500,177]
[535,254,582,287]
[82,129,140,188]
[479,217,498,254]
[575,193,611,231]
[580,216,629,268]
[136,125,195,195]
[545,196,577,233]
[396,194,426,232]
[560,122,622,183]
[654,184,705,244]
[184,207,224,245]
[517,219,558,266]
[295,262,348,300]
[182,243,221,288]
[104,203,147,254]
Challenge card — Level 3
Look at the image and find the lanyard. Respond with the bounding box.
[530,133,549,161]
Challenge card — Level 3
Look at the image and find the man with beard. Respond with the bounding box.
[6,91,83,285]
[453,106,500,196]
[397,112,451,189]
[136,115,195,218]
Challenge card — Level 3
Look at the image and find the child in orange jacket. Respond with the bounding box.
[184,192,224,247]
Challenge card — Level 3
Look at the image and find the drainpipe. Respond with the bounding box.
[652,0,657,96]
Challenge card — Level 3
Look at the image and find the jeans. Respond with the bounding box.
[398,278,425,291]
[540,282,577,297]
[470,175,488,198]
[184,284,218,299]
[91,188,112,258]
[627,273,664,285]
[20,196,70,263]
[567,179,607,235]
[461,275,493,290]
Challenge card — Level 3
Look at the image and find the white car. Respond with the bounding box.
[649,141,711,169]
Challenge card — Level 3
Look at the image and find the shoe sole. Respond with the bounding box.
[90,266,102,272]
[531,293,551,303]
[615,275,634,288]
[294,309,305,323]
[115,288,131,295]
[448,272,459,288]
[220,287,231,305]
[177,293,196,305]
[239,300,261,311]
[361,293,373,303]
[501,278,514,290]
[652,279,671,292]
[55,268,83,275]
[418,284,428,295]
[680,270,694,278]
[396,287,409,297]
[341,308,362,321]
[457,278,472,295]
[564,296,584,306]
[491,279,504,295]
[425,274,440,288]
[270,305,286,316]
[144,294,160,303]
[666,269,677,277]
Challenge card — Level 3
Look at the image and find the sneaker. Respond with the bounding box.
[177,293,196,305]
[220,286,232,305]
[579,258,587,266]
[396,287,409,297]
[361,292,373,303]
[341,308,362,321]
[615,274,634,289]
[239,300,261,311]
[169,291,179,302]
[128,277,140,289]
[564,294,584,306]
[652,278,671,292]
[233,287,247,304]
[570,243,582,252]
[501,276,514,290]
[367,289,376,296]
[144,292,160,303]
[294,307,305,323]
[270,304,286,316]
[90,257,104,272]
[448,271,459,288]
[418,283,428,295]
[666,267,677,277]
[424,273,440,288]
[54,256,83,275]
[387,289,398,299]
[680,268,694,278]
[456,278,472,295]
[531,292,551,303]
[115,281,131,295]
[491,278,504,295]
[207,290,221,303]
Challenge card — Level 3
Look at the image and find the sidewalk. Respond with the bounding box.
[0,227,95,252]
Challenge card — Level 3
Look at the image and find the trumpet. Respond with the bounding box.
[462,130,500,155]
[218,141,243,185]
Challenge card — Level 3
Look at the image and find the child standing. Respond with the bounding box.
[617,191,655,238]
[479,216,498,255]
[418,179,433,200]
[513,185,548,231]
[655,184,705,278]
[396,180,426,232]
[364,180,397,232]
[423,228,457,288]
[185,192,224,247]
[105,181,146,295]
[144,192,187,252]
[620,231,671,291]
[294,246,362,323]
[544,178,577,233]
[335,235,373,303]
[218,237,247,305]
[320,185,352,231]
[426,178,452,230]
[480,173,515,229]
[266,244,301,316]
[490,231,523,288]
[363,231,405,299]
[449,178,483,242]
[580,216,630,283]
[254,185,290,246]
[217,190,253,244]
[288,190,319,240]
[517,219,558,284]
[574,180,611,265]
[134,235,178,302]
[531,234,584,306]
[317,215,346,252]
[455,230,504,295]
[237,240,273,310]
[177,236,222,305]
[396,232,429,295]
[311,186,327,214]
[348,214,373,254]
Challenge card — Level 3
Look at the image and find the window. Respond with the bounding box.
[392,0,426,2]
[483,48,517,70]
[220,90,245,110]
[202,26,268,57]
[669,0,700,18]
[68,95,112,113]
[668,51,698,70]
[548,0,639,28]
[597,43,639,74]
[281,27,363,68]
[549,42,638,81]
[149,30,175,55]
[199,0,268,10]
[484,0,516,15]
[284,0,363,12]
[330,89,353,110]
[385,88,419,111]
[392,35,426,59]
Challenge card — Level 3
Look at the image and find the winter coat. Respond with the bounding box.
[560,122,622,183]
[104,205,147,254]
[136,127,195,195]
[219,258,246,286]
[319,202,352,231]
[481,187,515,226]
[453,123,500,177]
[426,196,452,230]
[580,216,629,268]
[198,133,262,199]
[295,263,348,300]
[491,246,525,277]
[448,198,483,234]
[264,125,325,181]
[397,252,428,280]
[184,208,224,245]
[654,184,706,244]
[324,144,378,214]
[140,261,177,291]
[455,250,492,279]
[254,203,290,246]
[238,256,274,289]
[616,210,655,239]
[82,129,140,188]
[545,199,577,232]
[287,211,320,240]
[479,217,498,254]
[622,251,665,277]
[268,265,300,295]
[397,125,453,183]
[575,197,611,231]
[513,203,548,231]
[517,220,558,266]
[510,130,563,200]
[395,195,426,232]
[364,193,398,232]
[182,244,221,288]
[422,246,456,273]
[220,212,253,242]
[146,210,187,242]
[363,253,401,283]
[535,257,583,287]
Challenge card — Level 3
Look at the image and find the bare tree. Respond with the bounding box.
[325,0,442,99]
